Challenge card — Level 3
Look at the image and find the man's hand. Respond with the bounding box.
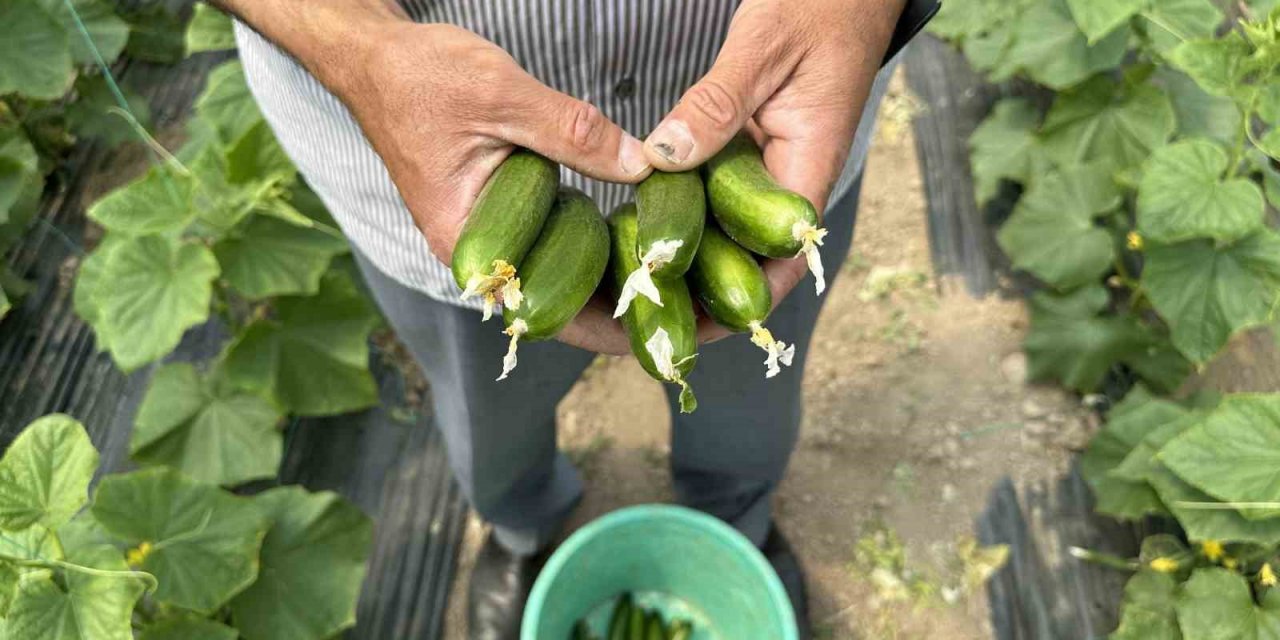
[640,0,904,344]
[213,0,645,353]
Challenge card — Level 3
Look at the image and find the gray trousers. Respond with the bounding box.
[353,178,861,555]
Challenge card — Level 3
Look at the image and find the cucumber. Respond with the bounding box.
[572,620,592,640]
[607,594,632,640]
[644,612,665,640]
[667,620,692,640]
[704,133,829,295]
[614,171,706,316]
[609,204,698,413]
[627,604,646,640]
[497,187,610,380]
[452,149,559,319]
[687,224,796,378]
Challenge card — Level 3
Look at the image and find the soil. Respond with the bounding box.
[442,71,1093,639]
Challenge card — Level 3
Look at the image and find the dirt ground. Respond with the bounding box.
[443,72,1093,639]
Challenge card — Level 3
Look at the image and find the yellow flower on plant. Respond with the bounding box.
[1262,563,1277,587]
[1150,557,1179,573]
[126,541,153,566]
[1225,557,1240,571]
[1201,539,1225,562]
[1126,231,1144,251]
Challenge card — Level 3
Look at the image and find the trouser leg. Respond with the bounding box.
[662,177,863,547]
[352,250,594,555]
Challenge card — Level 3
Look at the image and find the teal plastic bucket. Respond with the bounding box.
[522,504,797,640]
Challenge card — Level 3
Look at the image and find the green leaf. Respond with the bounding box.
[214,216,348,299]
[1025,309,1152,394]
[223,270,379,416]
[1156,68,1242,146]
[1082,393,1187,519]
[1112,410,1203,483]
[195,61,262,146]
[1143,230,1280,363]
[185,2,236,55]
[1065,0,1143,43]
[0,415,98,531]
[1148,464,1280,544]
[1141,0,1224,54]
[1176,568,1280,639]
[1169,34,1254,99]
[0,157,23,225]
[87,169,194,235]
[0,284,9,321]
[1042,76,1176,171]
[91,235,220,372]
[131,363,283,486]
[1138,139,1265,244]
[1110,570,1181,640]
[35,0,129,65]
[1160,395,1280,519]
[1250,151,1280,208]
[121,3,185,64]
[71,234,123,338]
[139,619,238,640]
[1006,0,1130,89]
[65,74,152,147]
[0,0,73,100]
[229,487,372,640]
[0,524,62,616]
[225,119,294,186]
[1030,283,1110,317]
[969,98,1053,205]
[187,146,277,234]
[1,545,145,640]
[91,467,269,612]
[997,164,1120,289]
[1123,338,1194,396]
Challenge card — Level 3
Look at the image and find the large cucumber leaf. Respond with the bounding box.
[195,61,262,146]
[1140,0,1224,54]
[1148,464,1280,545]
[65,74,152,147]
[214,215,348,299]
[1137,139,1265,244]
[34,0,129,65]
[91,467,269,613]
[1081,390,1187,519]
[0,415,98,531]
[1004,0,1129,89]
[131,363,283,486]
[1,545,145,640]
[1064,0,1143,43]
[1175,569,1280,638]
[1142,230,1280,364]
[969,98,1054,205]
[229,487,373,640]
[1155,68,1241,146]
[139,619,239,640]
[223,270,379,416]
[87,168,194,236]
[89,235,219,372]
[0,0,73,100]
[1022,287,1156,393]
[1160,395,1280,520]
[185,2,236,55]
[1041,76,1176,172]
[1111,570,1181,640]
[996,164,1120,289]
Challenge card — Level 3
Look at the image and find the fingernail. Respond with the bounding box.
[619,135,649,176]
[647,120,694,165]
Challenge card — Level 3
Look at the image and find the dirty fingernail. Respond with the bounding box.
[620,135,650,176]
[647,120,694,165]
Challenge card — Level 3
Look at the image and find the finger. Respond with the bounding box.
[400,137,513,265]
[695,316,734,345]
[495,73,652,184]
[761,256,809,309]
[556,297,632,356]
[643,8,801,170]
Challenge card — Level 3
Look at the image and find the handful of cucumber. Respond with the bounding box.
[450,135,824,395]
[569,593,692,640]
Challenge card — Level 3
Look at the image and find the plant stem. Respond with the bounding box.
[1069,546,1140,572]
[1227,105,1251,179]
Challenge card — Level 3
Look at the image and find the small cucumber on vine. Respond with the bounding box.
[614,170,706,316]
[704,133,828,295]
[687,224,795,378]
[451,150,559,319]
[497,187,610,380]
[609,204,698,413]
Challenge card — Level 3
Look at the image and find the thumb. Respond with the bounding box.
[499,73,652,183]
[643,19,798,170]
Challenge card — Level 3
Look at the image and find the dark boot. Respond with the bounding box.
[467,532,548,640]
[761,524,813,639]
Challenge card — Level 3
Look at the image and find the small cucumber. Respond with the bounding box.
[497,187,610,380]
[704,133,829,295]
[452,149,559,318]
[609,204,698,413]
[607,594,632,640]
[614,170,706,317]
[571,620,592,640]
[644,612,666,640]
[627,604,646,640]
[687,224,795,378]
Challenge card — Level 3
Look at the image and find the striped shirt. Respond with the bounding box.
[235,1,902,310]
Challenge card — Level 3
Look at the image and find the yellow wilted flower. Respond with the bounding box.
[1201,540,1225,562]
[126,541,153,566]
[1150,557,1179,573]
[1126,231,1143,251]
[1262,563,1277,587]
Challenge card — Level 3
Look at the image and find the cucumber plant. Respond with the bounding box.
[932,0,1280,634]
